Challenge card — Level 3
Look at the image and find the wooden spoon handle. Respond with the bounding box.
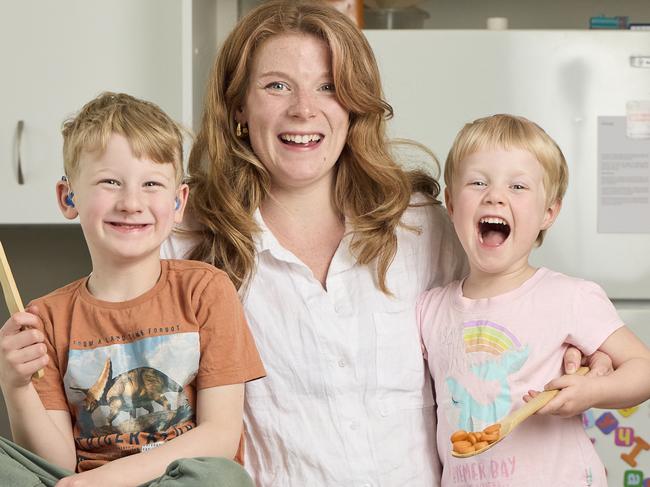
[0,242,44,380]
[0,242,24,314]
[507,366,589,430]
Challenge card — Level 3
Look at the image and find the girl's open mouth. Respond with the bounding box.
[478,217,511,247]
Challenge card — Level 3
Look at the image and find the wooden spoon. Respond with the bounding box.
[0,241,44,379]
[452,366,589,458]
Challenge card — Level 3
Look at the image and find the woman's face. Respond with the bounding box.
[238,33,350,193]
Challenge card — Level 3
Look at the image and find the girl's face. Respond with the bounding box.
[238,33,350,194]
[446,147,560,279]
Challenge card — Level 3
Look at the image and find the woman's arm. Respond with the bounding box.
[57,383,245,487]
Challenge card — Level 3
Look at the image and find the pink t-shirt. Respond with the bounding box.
[417,268,623,487]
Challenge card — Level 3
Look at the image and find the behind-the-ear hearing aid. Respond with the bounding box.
[175,197,181,210]
[61,176,75,208]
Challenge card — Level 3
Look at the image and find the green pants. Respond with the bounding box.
[0,437,254,487]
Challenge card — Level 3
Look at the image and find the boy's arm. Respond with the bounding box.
[540,326,650,415]
[59,383,245,487]
[5,385,77,469]
[0,310,77,470]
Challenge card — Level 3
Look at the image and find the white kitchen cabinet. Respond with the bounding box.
[0,0,229,224]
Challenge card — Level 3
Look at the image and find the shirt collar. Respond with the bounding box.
[252,207,274,253]
[253,207,304,267]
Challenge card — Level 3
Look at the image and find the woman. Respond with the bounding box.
[163,1,607,484]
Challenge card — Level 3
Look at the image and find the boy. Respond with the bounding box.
[0,92,265,486]
[417,114,650,486]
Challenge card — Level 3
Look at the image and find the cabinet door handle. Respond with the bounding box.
[15,120,25,185]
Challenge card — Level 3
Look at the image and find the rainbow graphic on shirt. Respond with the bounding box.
[462,320,522,356]
[445,320,528,430]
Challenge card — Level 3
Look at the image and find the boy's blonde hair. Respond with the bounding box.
[62,92,184,184]
[444,114,568,245]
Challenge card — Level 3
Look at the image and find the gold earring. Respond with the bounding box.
[236,122,249,138]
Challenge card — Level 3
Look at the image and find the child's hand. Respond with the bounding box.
[0,305,48,389]
[523,373,599,417]
[563,347,613,377]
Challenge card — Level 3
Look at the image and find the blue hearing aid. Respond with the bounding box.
[175,197,181,210]
[61,176,75,207]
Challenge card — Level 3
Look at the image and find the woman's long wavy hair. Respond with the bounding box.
[186,0,440,292]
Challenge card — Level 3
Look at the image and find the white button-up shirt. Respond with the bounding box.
[162,200,466,486]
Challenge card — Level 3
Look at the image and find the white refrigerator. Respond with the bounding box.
[366,30,650,485]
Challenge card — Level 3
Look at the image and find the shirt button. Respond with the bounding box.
[337,359,346,368]
[350,421,359,431]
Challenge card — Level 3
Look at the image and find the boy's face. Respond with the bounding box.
[57,133,188,267]
[445,147,560,277]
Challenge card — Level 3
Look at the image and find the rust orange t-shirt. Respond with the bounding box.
[31,259,265,472]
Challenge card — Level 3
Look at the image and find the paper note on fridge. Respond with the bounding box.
[626,100,650,138]
[598,116,650,233]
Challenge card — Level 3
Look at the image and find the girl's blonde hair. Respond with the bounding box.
[444,114,568,245]
[62,92,184,184]
[186,0,439,291]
